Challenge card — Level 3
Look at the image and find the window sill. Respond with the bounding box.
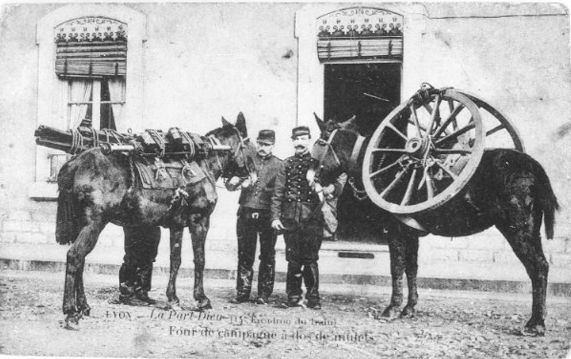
[29,182,58,201]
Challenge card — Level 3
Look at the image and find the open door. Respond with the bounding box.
[323,62,401,242]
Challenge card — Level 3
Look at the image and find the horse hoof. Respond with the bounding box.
[81,306,91,317]
[167,296,179,305]
[64,312,82,327]
[521,323,546,337]
[381,306,401,319]
[400,306,416,318]
[197,299,212,311]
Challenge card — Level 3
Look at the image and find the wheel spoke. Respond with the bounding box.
[424,94,442,135]
[380,167,409,199]
[369,160,401,178]
[425,172,435,199]
[386,123,409,141]
[435,161,458,179]
[400,168,417,205]
[447,99,459,130]
[486,124,504,136]
[433,148,472,155]
[433,104,464,138]
[409,105,423,137]
[434,123,476,146]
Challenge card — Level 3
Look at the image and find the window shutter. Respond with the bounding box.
[316,8,403,63]
[54,17,127,79]
[317,36,403,61]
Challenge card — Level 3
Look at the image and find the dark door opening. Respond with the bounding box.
[324,63,401,135]
[323,62,401,243]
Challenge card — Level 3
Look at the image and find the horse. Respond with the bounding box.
[56,114,252,326]
[312,116,559,336]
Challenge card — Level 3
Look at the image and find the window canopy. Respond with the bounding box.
[316,7,403,62]
[54,17,128,78]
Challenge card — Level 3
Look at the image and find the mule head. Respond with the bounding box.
[314,113,359,141]
[206,113,253,178]
[312,123,362,186]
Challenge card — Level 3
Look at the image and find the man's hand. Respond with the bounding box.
[322,184,335,196]
[271,219,285,231]
[241,177,251,188]
[249,172,258,185]
[228,176,241,186]
[225,176,242,191]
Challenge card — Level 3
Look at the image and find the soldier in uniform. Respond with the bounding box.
[271,126,324,309]
[118,226,161,305]
[226,130,282,304]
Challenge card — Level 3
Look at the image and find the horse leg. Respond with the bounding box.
[382,234,407,318]
[63,220,105,325]
[497,214,548,336]
[75,259,90,316]
[166,227,183,305]
[401,234,420,318]
[189,215,211,310]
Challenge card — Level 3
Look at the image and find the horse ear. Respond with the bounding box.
[339,115,357,130]
[314,112,326,132]
[235,112,248,138]
[221,116,232,128]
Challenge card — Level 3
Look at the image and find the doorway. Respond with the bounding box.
[323,62,401,243]
[324,63,401,135]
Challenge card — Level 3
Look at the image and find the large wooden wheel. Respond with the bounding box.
[457,90,525,152]
[362,86,485,215]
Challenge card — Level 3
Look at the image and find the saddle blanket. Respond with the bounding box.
[133,157,207,190]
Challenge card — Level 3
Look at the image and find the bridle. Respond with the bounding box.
[206,127,251,179]
[315,128,369,201]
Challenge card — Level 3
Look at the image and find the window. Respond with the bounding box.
[31,4,146,199]
[65,79,125,131]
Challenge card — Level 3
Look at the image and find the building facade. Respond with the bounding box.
[0,2,569,285]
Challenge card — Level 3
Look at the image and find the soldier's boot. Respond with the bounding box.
[231,265,253,303]
[118,262,137,301]
[135,263,157,304]
[286,262,303,307]
[256,261,275,304]
[303,262,321,309]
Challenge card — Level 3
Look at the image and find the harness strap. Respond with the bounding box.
[180,130,195,159]
[349,134,366,172]
[207,135,224,172]
[325,129,342,167]
[146,129,166,157]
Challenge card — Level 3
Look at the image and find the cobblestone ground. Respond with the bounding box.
[0,270,570,359]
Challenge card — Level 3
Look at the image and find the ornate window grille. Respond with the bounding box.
[55,17,128,78]
[316,7,403,62]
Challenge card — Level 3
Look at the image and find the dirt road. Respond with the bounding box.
[0,270,569,358]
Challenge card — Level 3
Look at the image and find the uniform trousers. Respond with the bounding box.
[236,207,277,299]
[119,226,161,295]
[282,208,323,303]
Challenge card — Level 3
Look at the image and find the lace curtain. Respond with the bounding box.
[69,80,92,129]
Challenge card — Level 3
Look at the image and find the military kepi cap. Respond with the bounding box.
[291,126,311,139]
[257,129,275,144]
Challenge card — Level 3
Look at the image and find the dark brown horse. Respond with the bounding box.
[313,116,559,336]
[56,115,251,326]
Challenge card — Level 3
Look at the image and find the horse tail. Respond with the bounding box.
[56,159,83,245]
[533,158,559,240]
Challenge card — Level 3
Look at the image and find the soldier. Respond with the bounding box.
[118,226,161,305]
[271,126,324,309]
[321,172,348,241]
[226,130,282,304]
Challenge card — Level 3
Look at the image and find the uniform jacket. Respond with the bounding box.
[271,152,322,224]
[226,153,282,210]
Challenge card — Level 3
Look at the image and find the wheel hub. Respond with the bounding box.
[405,137,430,158]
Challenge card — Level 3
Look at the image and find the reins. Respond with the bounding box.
[316,128,369,201]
